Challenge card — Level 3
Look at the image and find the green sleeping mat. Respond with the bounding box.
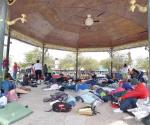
[0,102,33,125]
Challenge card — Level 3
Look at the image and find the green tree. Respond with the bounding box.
[59,53,75,70]
[59,53,99,70]
[135,57,148,72]
[20,48,54,68]
[99,58,111,70]
[81,57,99,70]
[127,52,132,66]
[99,52,132,71]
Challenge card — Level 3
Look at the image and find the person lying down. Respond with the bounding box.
[0,73,29,102]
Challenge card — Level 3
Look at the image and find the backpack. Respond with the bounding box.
[43,92,68,102]
[95,88,109,102]
[96,88,107,97]
[52,102,72,112]
[50,92,68,101]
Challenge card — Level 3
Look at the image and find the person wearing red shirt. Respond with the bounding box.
[119,78,149,112]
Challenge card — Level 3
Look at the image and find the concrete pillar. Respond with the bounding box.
[0,0,7,81]
[6,27,11,73]
[41,43,45,66]
[75,49,79,80]
[108,48,113,78]
[148,0,150,85]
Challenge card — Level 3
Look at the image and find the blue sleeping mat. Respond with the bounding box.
[76,83,90,91]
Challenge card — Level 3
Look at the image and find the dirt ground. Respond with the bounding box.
[13,85,144,125]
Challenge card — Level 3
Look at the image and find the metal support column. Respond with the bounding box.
[41,43,45,66]
[0,0,7,81]
[108,48,113,78]
[75,49,79,81]
[6,27,11,73]
[148,0,150,85]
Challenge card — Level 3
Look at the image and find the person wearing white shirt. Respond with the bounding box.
[34,60,42,81]
[120,64,128,79]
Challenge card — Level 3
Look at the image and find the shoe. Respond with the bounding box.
[113,108,123,113]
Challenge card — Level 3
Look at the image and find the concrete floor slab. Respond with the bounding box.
[13,85,144,125]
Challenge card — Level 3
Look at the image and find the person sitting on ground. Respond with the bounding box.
[92,73,97,80]
[22,73,31,86]
[130,68,144,82]
[130,68,139,79]
[44,73,52,84]
[0,73,18,102]
[57,73,65,84]
[1,73,16,96]
[118,78,149,112]
[118,74,132,91]
[105,74,114,84]
[110,75,128,101]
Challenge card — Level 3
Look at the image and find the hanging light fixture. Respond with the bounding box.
[7,14,27,26]
[129,0,147,13]
[85,14,94,26]
[0,14,27,25]
[7,0,16,5]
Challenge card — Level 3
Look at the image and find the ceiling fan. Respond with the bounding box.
[84,11,105,27]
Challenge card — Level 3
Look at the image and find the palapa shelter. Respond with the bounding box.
[8,0,148,52]
[0,0,149,80]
